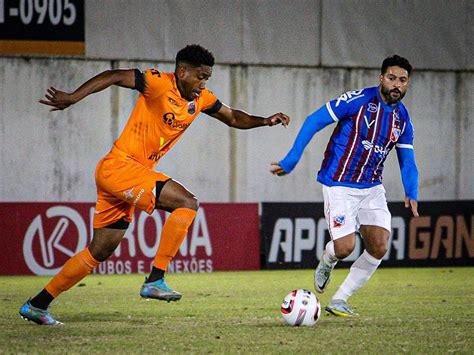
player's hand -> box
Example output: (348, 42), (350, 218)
(267, 112), (290, 128)
(39, 87), (77, 111)
(270, 162), (287, 176)
(405, 196), (419, 217)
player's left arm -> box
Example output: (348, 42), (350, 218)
(209, 103), (290, 129)
(396, 118), (419, 217)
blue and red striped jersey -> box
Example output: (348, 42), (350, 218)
(318, 86), (414, 188)
(279, 86), (415, 191)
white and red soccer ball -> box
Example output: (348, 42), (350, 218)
(280, 289), (321, 326)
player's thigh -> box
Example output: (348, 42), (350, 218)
(155, 179), (198, 212)
(94, 187), (134, 229)
(358, 185), (391, 233)
(359, 225), (390, 258)
(323, 185), (361, 241)
(358, 185), (391, 258)
(94, 157), (170, 226)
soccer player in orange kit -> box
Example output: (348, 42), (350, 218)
(19, 44), (290, 325)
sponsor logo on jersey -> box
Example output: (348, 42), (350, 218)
(148, 153), (158, 161)
(367, 103), (378, 113)
(148, 138), (173, 161)
(187, 101), (196, 114)
(122, 187), (145, 206)
(335, 90), (364, 107)
(362, 140), (374, 150)
(133, 188), (145, 206)
(163, 112), (191, 130)
(148, 150), (169, 161)
(333, 215), (345, 228)
(362, 140), (389, 157)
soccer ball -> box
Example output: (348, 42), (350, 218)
(280, 289), (321, 326)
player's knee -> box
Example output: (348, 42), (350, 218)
(89, 231), (124, 262)
(369, 243), (388, 259)
(334, 249), (352, 259)
(181, 195), (199, 211)
(89, 245), (115, 262)
(334, 244), (354, 259)
(334, 235), (356, 259)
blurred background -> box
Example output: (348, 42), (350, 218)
(1, 0), (472, 204)
(1, 0), (473, 275)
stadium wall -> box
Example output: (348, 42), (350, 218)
(82, 0), (472, 71)
(1, 58), (473, 203)
(0, 1), (472, 276)
(2, 0), (472, 203)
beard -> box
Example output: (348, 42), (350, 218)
(381, 85), (405, 105)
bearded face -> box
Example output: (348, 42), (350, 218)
(379, 66), (410, 105)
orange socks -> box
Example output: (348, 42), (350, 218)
(153, 208), (197, 270)
(45, 247), (100, 298)
(43, 208), (196, 298)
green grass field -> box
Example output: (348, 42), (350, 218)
(2, 267), (473, 354)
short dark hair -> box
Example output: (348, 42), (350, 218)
(176, 44), (215, 67)
(381, 55), (412, 76)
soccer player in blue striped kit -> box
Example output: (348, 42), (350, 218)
(271, 55), (419, 317)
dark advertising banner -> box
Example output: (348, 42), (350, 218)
(0, 0), (84, 55)
(0, 202), (260, 275)
(261, 201), (474, 269)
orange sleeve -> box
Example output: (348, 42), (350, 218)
(140, 68), (170, 99)
(200, 89), (222, 114)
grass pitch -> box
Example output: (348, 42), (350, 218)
(2, 267), (473, 354)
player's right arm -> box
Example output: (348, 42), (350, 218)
(39, 69), (137, 111)
(271, 89), (366, 176)
(270, 105), (335, 176)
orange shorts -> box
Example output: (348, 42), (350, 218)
(93, 147), (170, 229)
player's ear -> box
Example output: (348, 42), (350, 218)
(176, 63), (188, 80)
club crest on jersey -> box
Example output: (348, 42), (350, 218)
(123, 188), (134, 201)
(333, 215), (346, 228)
(390, 127), (401, 142)
(187, 101), (196, 114)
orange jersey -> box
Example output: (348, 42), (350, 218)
(114, 68), (220, 168)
